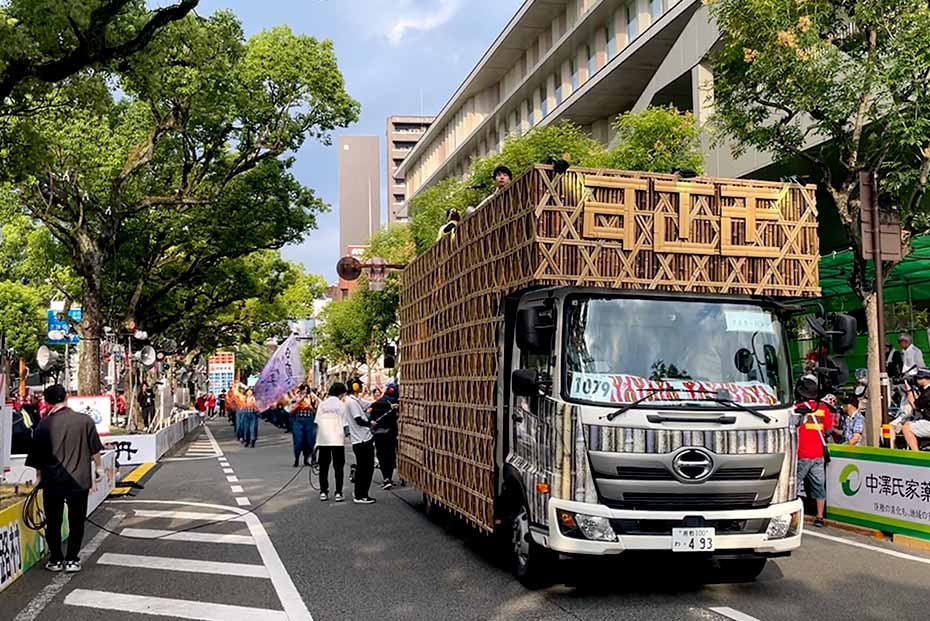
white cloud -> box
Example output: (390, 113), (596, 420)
(387, 0), (461, 45)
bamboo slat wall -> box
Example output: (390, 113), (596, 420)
(398, 165), (820, 532)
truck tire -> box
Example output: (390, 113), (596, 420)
(510, 503), (555, 588)
(713, 558), (767, 582)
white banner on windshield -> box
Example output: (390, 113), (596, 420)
(567, 373), (778, 405)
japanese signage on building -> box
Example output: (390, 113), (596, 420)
(826, 445), (930, 540)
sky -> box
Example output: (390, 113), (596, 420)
(197, 0), (525, 282)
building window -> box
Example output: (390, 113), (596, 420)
(626, 2), (638, 40)
(526, 99), (535, 127)
(586, 44), (596, 77)
(570, 57), (579, 91)
(606, 24), (617, 58)
(540, 84), (548, 117)
(650, 0), (662, 22)
(554, 73), (563, 106)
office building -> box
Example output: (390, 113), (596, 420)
(386, 115), (433, 224)
(396, 0), (776, 203)
(338, 136), (381, 254)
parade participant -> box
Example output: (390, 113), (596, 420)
(369, 382), (399, 489)
(316, 383), (349, 502)
(240, 387), (259, 448)
(465, 165), (514, 218)
(794, 375), (832, 527)
(207, 393), (217, 419)
(345, 378), (376, 504)
(139, 382), (156, 429)
(903, 368), (930, 450)
(290, 385), (318, 467)
(25, 384), (104, 573)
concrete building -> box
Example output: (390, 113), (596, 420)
(387, 116), (433, 224)
(396, 0), (775, 203)
(338, 136), (381, 254)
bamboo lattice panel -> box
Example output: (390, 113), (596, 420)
(398, 165), (819, 532)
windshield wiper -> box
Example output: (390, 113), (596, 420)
(703, 396), (772, 424)
(604, 389), (667, 421)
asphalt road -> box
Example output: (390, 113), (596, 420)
(5, 418), (930, 621)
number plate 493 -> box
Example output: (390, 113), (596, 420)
(672, 527), (715, 552)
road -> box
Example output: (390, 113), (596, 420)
(5, 418), (930, 621)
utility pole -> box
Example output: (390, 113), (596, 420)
(861, 170), (887, 445)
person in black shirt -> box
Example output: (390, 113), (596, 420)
(904, 368), (930, 450)
(369, 383), (400, 490)
(25, 384), (104, 573)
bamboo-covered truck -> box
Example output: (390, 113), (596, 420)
(398, 165), (835, 585)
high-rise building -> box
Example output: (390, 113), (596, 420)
(395, 0), (792, 204)
(338, 136), (381, 254)
(386, 115), (433, 224)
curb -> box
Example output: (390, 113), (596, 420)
(806, 515), (930, 553)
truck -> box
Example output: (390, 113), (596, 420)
(397, 165), (839, 586)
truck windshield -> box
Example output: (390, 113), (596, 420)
(563, 296), (792, 408)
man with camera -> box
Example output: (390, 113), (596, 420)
(903, 368), (930, 450)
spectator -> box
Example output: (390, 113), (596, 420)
(25, 384), (104, 573)
(345, 378), (376, 505)
(897, 333), (925, 377)
(316, 383), (349, 502)
(139, 383), (156, 429)
(839, 395), (865, 446)
(794, 375), (832, 527)
(903, 368), (930, 450)
(886, 343), (904, 379)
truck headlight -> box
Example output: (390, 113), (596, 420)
(765, 510), (801, 540)
(557, 510), (617, 542)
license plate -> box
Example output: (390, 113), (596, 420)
(672, 527), (715, 552)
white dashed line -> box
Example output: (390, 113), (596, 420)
(236, 497), (251, 506)
(223, 468), (234, 474)
(230, 485), (244, 493)
(226, 475), (239, 482)
(709, 607), (762, 621)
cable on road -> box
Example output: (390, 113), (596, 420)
(80, 463), (310, 541)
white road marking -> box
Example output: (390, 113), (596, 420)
(111, 499), (313, 620)
(236, 497), (251, 506)
(97, 552), (269, 578)
(64, 590), (287, 621)
(227, 475), (239, 482)
(230, 485), (244, 493)
(709, 607), (762, 621)
(223, 468), (235, 474)
(132, 509), (246, 522)
(204, 425), (224, 456)
(119, 528), (254, 545)
(13, 512), (125, 621)
(804, 530), (930, 565)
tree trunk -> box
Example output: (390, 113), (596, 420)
(864, 293), (884, 446)
(77, 289), (105, 395)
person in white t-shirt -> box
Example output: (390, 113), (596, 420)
(345, 378), (376, 505)
(315, 383), (349, 502)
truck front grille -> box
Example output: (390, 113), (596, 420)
(614, 466), (766, 482)
(614, 492), (759, 510)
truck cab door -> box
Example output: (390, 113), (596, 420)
(509, 302), (555, 458)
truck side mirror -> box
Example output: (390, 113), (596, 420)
(516, 306), (554, 354)
(512, 368), (540, 398)
(831, 314), (857, 354)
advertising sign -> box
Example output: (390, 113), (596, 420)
(208, 351), (235, 394)
(826, 445), (930, 541)
(46, 306), (81, 345)
(67, 395), (111, 435)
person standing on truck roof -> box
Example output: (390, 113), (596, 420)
(346, 378), (377, 505)
(794, 375), (832, 528)
(315, 383), (349, 502)
(465, 165), (514, 218)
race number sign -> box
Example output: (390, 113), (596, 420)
(68, 395), (111, 435)
(826, 445), (930, 540)
(567, 373), (778, 406)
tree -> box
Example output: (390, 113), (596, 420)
(606, 106), (704, 173)
(313, 295), (374, 372)
(11, 13), (359, 393)
(278, 272), (329, 321)
(0, 280), (43, 362)
(0, 0), (199, 106)
(709, 0), (930, 442)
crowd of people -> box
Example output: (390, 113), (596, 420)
(215, 378), (400, 505)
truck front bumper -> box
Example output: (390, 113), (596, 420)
(541, 497), (803, 556)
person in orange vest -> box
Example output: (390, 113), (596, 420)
(794, 375), (833, 527)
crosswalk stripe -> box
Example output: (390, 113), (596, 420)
(97, 553), (268, 578)
(236, 497), (251, 506)
(132, 509), (246, 522)
(119, 528), (254, 545)
(227, 475), (239, 482)
(223, 468), (235, 474)
(230, 485), (244, 493)
(64, 589), (287, 621)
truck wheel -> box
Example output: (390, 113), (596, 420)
(713, 558), (767, 582)
(510, 504), (555, 588)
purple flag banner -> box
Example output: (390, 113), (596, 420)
(254, 335), (305, 411)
